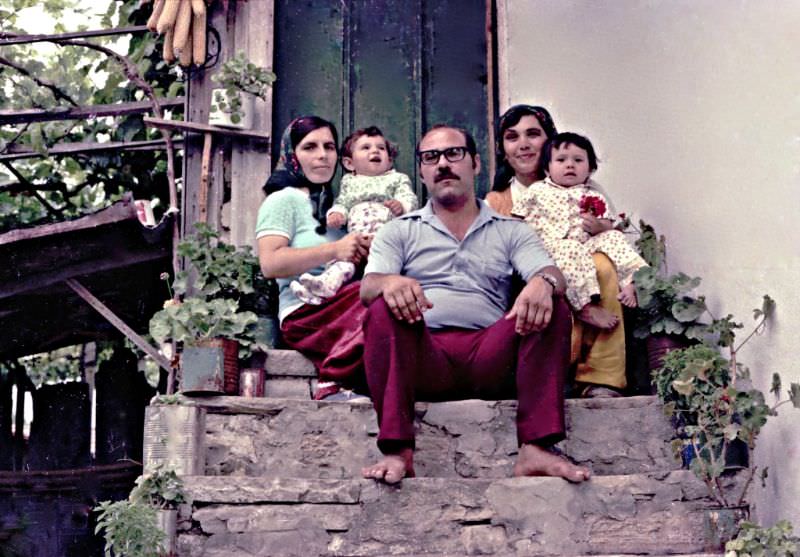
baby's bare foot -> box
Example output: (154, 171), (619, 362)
(362, 449), (415, 484)
(618, 284), (638, 308)
(513, 444), (590, 483)
(577, 303), (619, 330)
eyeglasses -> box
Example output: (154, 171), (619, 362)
(417, 146), (469, 165)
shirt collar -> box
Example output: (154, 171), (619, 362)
(400, 199), (511, 238)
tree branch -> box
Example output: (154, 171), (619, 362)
(0, 55), (80, 107)
(1, 161), (65, 217)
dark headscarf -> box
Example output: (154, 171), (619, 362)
(491, 105), (558, 192)
(263, 116), (338, 234)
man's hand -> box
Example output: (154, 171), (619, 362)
(505, 276), (554, 334)
(334, 232), (371, 263)
(580, 212), (613, 236)
(327, 211), (346, 229)
(383, 199), (405, 216)
(380, 275), (433, 323)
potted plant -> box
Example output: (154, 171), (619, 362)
(652, 296), (800, 549)
(725, 520), (799, 557)
(209, 50), (275, 129)
(626, 219), (709, 370)
(95, 467), (186, 557)
(149, 224), (267, 394)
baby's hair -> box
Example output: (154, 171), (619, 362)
(341, 126), (399, 160)
(541, 132), (599, 173)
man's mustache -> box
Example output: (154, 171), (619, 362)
(434, 169), (460, 182)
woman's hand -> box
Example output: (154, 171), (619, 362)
(580, 213), (613, 236)
(327, 211), (346, 229)
(334, 232), (371, 263)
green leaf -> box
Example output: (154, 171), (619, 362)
(672, 378), (695, 396)
(672, 298), (706, 322)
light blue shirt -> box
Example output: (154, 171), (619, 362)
(255, 187), (343, 321)
(364, 199), (554, 329)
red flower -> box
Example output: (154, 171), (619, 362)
(579, 195), (607, 217)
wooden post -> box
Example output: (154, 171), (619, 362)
(229, 0), (274, 249)
(198, 132), (213, 223)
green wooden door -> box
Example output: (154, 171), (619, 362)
(272, 0), (491, 198)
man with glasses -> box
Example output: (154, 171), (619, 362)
(359, 124), (589, 484)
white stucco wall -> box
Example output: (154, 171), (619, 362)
(498, 0), (800, 526)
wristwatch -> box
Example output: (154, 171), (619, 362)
(534, 271), (559, 291)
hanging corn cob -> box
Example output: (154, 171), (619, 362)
(147, 0), (210, 68)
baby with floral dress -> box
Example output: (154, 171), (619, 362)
(512, 132), (646, 329)
(291, 126), (417, 303)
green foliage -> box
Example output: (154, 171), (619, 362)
(173, 223), (258, 300)
(653, 297), (800, 507)
(633, 219), (667, 270)
(148, 224), (267, 358)
(725, 520), (799, 557)
(211, 51), (275, 124)
(149, 297), (258, 347)
(94, 499), (165, 557)
(0, 343), (116, 387)
(130, 467), (186, 510)
(94, 467), (184, 556)
(633, 266), (708, 340)
(0, 0), (182, 233)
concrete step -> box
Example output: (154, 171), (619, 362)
(171, 394), (680, 479)
(175, 471), (735, 556)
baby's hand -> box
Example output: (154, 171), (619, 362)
(384, 199), (405, 216)
(327, 212), (346, 229)
(580, 213), (613, 236)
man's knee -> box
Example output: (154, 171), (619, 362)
(365, 297), (393, 328)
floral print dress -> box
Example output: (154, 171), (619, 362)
(512, 178), (646, 310)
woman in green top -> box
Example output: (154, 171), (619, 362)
(256, 116), (372, 400)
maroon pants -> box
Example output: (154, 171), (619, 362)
(363, 297), (572, 453)
(281, 281), (367, 398)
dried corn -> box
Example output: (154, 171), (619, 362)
(156, 0), (181, 34)
(191, 0), (207, 65)
(146, 0), (165, 32)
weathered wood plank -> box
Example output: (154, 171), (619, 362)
(0, 198), (136, 246)
(183, 1), (233, 239)
(0, 138), (182, 162)
(0, 98), (184, 125)
(229, 0), (274, 249)
(0, 26), (149, 46)
(143, 116), (269, 141)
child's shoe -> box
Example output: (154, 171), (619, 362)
(290, 280), (323, 305)
(300, 261), (355, 298)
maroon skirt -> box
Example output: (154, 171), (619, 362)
(280, 281), (367, 399)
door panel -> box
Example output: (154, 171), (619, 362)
(273, 0), (489, 198)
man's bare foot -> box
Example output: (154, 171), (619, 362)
(618, 283), (638, 308)
(576, 303), (619, 330)
(513, 443), (590, 483)
(362, 448), (415, 484)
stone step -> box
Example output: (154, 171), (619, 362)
(173, 394), (680, 478)
(176, 471), (735, 556)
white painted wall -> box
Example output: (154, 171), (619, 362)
(498, 0), (800, 526)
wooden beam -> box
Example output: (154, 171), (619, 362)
(0, 98), (185, 125)
(65, 279), (172, 373)
(0, 26), (149, 46)
(143, 116), (270, 142)
(0, 138), (183, 162)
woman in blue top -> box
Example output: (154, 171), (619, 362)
(256, 116), (372, 400)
